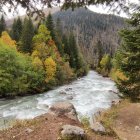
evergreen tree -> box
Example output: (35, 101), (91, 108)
(115, 12), (140, 100)
(63, 32), (88, 76)
(20, 18), (34, 53)
(63, 34), (70, 56)
(11, 17), (23, 41)
(68, 32), (80, 69)
(55, 18), (64, 56)
(0, 15), (6, 36)
(96, 40), (103, 66)
(46, 13), (56, 41)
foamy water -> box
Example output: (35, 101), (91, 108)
(0, 71), (119, 129)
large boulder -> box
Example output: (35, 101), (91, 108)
(48, 102), (78, 121)
(61, 125), (85, 140)
(90, 122), (106, 134)
(90, 110), (106, 134)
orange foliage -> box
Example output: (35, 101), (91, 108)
(115, 70), (128, 81)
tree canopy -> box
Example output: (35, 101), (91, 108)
(0, 0), (138, 17)
(114, 12), (140, 100)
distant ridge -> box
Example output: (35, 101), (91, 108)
(6, 7), (60, 28)
(53, 8), (126, 67)
(6, 7), (126, 67)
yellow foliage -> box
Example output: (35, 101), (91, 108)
(32, 50), (40, 58)
(34, 43), (50, 60)
(100, 54), (110, 69)
(33, 25), (59, 62)
(115, 69), (128, 81)
(110, 68), (128, 82)
(44, 57), (56, 83)
(32, 57), (43, 68)
(62, 62), (74, 79)
(1, 31), (16, 48)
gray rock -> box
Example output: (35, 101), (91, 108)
(61, 125), (85, 139)
(25, 128), (34, 133)
(67, 96), (73, 100)
(111, 99), (121, 106)
(59, 91), (67, 95)
(48, 102), (78, 121)
(38, 103), (49, 109)
(108, 90), (118, 94)
(91, 122), (106, 133)
(65, 88), (72, 91)
(92, 109), (106, 122)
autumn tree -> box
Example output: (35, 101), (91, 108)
(44, 57), (56, 82)
(0, 33), (45, 97)
(32, 24), (57, 60)
(32, 24), (58, 83)
(98, 54), (112, 76)
(1, 31), (16, 48)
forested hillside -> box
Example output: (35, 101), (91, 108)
(0, 14), (88, 97)
(53, 8), (126, 67)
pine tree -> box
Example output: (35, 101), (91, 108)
(55, 18), (64, 56)
(0, 15), (6, 36)
(115, 12), (140, 100)
(96, 40), (103, 66)
(20, 18), (34, 53)
(68, 32), (80, 69)
(46, 13), (56, 41)
(63, 34), (70, 55)
(11, 17), (23, 41)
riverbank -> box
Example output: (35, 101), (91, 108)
(0, 99), (140, 140)
(0, 112), (114, 140)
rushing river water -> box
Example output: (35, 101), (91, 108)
(0, 71), (119, 129)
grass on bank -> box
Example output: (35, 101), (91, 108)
(99, 99), (130, 136)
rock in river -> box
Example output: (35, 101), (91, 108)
(66, 95), (73, 100)
(48, 102), (78, 121)
(59, 91), (67, 95)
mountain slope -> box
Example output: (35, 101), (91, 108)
(53, 8), (126, 67)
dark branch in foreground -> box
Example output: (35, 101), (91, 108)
(0, 0), (139, 18)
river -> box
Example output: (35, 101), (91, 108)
(0, 71), (119, 129)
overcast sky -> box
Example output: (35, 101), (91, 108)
(3, 0), (140, 19)
(88, 0), (139, 18)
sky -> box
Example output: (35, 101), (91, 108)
(88, 0), (139, 18)
(2, 0), (140, 19)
